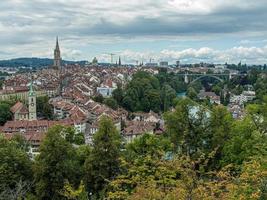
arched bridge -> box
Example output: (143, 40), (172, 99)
(177, 73), (242, 84)
(189, 75), (224, 84)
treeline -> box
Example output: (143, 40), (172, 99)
(107, 69), (187, 113)
(1, 97), (267, 199)
(108, 68), (267, 112)
(0, 58), (87, 68)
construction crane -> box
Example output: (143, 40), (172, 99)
(104, 53), (116, 64)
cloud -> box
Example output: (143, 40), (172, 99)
(110, 46), (267, 64)
(1, 0), (267, 39)
(0, 0), (267, 63)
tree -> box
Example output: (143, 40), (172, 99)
(108, 155), (233, 200)
(246, 96), (267, 134)
(207, 106), (233, 169)
(122, 71), (161, 112)
(186, 87), (197, 100)
(0, 135), (33, 196)
(190, 81), (203, 93)
(227, 157), (267, 199)
(103, 97), (118, 110)
(164, 98), (210, 158)
(34, 125), (81, 200)
(124, 134), (172, 161)
(0, 179), (35, 200)
(61, 181), (88, 200)
(254, 77), (267, 102)
(147, 89), (161, 113)
(161, 84), (176, 112)
(0, 102), (12, 125)
(221, 117), (266, 169)
(211, 84), (222, 95)
(84, 116), (122, 198)
(112, 84), (124, 106)
(122, 96), (134, 111)
(63, 126), (85, 145)
(36, 96), (53, 119)
(93, 94), (104, 103)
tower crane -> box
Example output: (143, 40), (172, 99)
(104, 53), (116, 64)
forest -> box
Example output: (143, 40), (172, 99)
(1, 96), (267, 199)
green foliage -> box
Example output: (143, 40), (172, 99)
(211, 84), (222, 95)
(120, 71), (178, 113)
(221, 117), (267, 168)
(34, 125), (82, 200)
(122, 71), (160, 112)
(61, 181), (88, 200)
(0, 135), (33, 194)
(229, 157), (267, 199)
(209, 106), (233, 148)
(0, 102), (12, 125)
(63, 126), (85, 145)
(189, 81), (202, 93)
(186, 87), (197, 100)
(164, 98), (210, 158)
(84, 116), (122, 198)
(36, 96), (53, 119)
(207, 106), (234, 169)
(156, 71), (186, 93)
(124, 134), (172, 161)
(107, 155), (233, 200)
(93, 93), (104, 103)
(255, 76), (267, 101)
(161, 84), (176, 111)
(11, 133), (30, 152)
(103, 97), (118, 110)
(112, 84), (124, 106)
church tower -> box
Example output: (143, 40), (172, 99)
(53, 36), (61, 70)
(28, 79), (37, 121)
(118, 56), (121, 66)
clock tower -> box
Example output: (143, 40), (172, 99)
(28, 79), (37, 121)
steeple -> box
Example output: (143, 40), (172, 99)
(53, 36), (61, 70)
(55, 36), (60, 51)
(118, 56), (121, 66)
(28, 78), (35, 96)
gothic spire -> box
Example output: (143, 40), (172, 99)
(54, 36), (61, 69)
(118, 56), (121, 66)
(55, 36), (60, 51)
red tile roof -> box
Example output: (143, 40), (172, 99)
(10, 101), (24, 113)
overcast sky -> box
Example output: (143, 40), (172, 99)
(1, 0), (267, 64)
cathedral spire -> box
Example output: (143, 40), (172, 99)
(54, 36), (61, 69)
(118, 56), (121, 66)
(56, 36), (60, 50)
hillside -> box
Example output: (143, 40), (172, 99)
(0, 57), (88, 68)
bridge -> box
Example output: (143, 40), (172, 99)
(176, 73), (242, 84)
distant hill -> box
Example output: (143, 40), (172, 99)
(0, 58), (88, 68)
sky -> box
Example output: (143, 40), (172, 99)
(1, 0), (267, 64)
